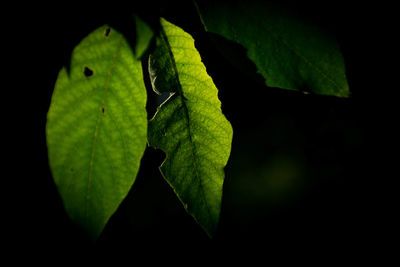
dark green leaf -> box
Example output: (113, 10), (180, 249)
(148, 19), (233, 237)
(46, 26), (147, 239)
(196, 1), (350, 97)
(134, 15), (154, 59)
(148, 23), (180, 95)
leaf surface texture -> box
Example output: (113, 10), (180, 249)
(196, 1), (350, 97)
(148, 19), (233, 237)
(46, 26), (147, 239)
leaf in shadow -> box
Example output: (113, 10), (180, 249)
(196, 0), (350, 97)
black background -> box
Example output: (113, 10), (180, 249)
(7, 0), (395, 262)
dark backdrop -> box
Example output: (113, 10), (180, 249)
(9, 0), (393, 262)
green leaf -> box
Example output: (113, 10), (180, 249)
(195, 1), (350, 97)
(46, 25), (147, 239)
(134, 15), (154, 59)
(148, 19), (233, 237)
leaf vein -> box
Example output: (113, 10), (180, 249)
(86, 34), (124, 218)
(160, 26), (213, 220)
(259, 24), (342, 90)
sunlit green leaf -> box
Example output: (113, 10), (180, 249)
(148, 19), (233, 237)
(46, 25), (147, 239)
(196, 1), (350, 97)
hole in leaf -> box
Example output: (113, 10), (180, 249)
(101, 107), (105, 114)
(105, 28), (111, 37)
(84, 66), (93, 77)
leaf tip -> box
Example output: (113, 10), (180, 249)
(134, 15), (154, 59)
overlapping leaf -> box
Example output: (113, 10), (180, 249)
(46, 25), (148, 239)
(148, 19), (233, 237)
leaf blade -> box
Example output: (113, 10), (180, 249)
(46, 26), (147, 239)
(196, 1), (350, 97)
(148, 19), (233, 237)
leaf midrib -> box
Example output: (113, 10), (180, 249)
(159, 25), (213, 221)
(86, 34), (124, 218)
